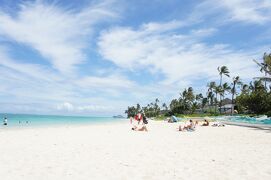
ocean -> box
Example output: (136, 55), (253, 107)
(0, 114), (126, 128)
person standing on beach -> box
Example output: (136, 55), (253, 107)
(135, 113), (143, 125)
(3, 117), (8, 126)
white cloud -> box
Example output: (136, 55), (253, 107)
(76, 74), (135, 89)
(57, 102), (74, 111)
(0, 0), (118, 73)
(0, 0), (269, 115)
(197, 0), (271, 24)
(0, 46), (135, 115)
(98, 22), (263, 87)
(56, 102), (113, 113)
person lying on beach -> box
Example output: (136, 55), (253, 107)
(212, 122), (225, 127)
(179, 120), (195, 131)
(202, 119), (209, 126)
(132, 125), (148, 131)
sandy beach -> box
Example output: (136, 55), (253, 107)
(0, 121), (271, 180)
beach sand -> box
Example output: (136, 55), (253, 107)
(0, 121), (270, 180)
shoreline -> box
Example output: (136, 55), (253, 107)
(0, 119), (127, 132)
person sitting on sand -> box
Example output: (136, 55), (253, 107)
(179, 120), (195, 131)
(202, 119), (209, 126)
(132, 125), (148, 131)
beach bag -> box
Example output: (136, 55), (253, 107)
(143, 116), (148, 124)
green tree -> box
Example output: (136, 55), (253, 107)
(125, 106), (137, 118)
(236, 80), (270, 115)
(221, 82), (231, 113)
(218, 66), (230, 86)
(207, 81), (216, 113)
(214, 85), (221, 114)
(241, 84), (249, 94)
(254, 52), (271, 89)
(231, 76), (242, 114)
(162, 103), (168, 111)
(201, 97), (208, 113)
(217, 66), (230, 113)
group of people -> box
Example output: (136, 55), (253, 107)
(129, 113), (215, 132)
(178, 119), (209, 131)
(130, 113), (148, 131)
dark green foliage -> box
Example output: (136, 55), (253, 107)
(236, 80), (271, 115)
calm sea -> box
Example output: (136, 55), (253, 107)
(0, 114), (126, 128)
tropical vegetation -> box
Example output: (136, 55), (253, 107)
(125, 52), (271, 118)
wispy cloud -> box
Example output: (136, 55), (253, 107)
(0, 0), (118, 73)
(98, 22), (263, 87)
(56, 102), (112, 112)
(0, 47), (134, 114)
(196, 0), (271, 25)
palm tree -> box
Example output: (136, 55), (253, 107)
(162, 103), (168, 111)
(207, 81), (216, 113)
(201, 97), (208, 113)
(136, 103), (141, 113)
(221, 83), (231, 113)
(254, 52), (271, 89)
(249, 80), (265, 92)
(241, 84), (249, 94)
(231, 76), (242, 115)
(217, 66), (230, 113)
(214, 86), (223, 114)
(206, 91), (214, 113)
(214, 85), (222, 114)
(218, 66), (230, 86)
(154, 98), (160, 116)
(196, 93), (203, 103)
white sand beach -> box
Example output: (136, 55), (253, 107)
(0, 121), (271, 180)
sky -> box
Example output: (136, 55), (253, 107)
(0, 0), (270, 116)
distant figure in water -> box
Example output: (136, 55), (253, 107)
(3, 117), (8, 126)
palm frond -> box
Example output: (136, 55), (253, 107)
(253, 77), (271, 82)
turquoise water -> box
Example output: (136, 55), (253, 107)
(214, 115), (271, 125)
(0, 114), (126, 128)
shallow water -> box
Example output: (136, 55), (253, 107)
(0, 114), (126, 128)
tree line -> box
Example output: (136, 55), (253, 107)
(125, 52), (271, 118)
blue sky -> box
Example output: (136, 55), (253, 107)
(0, 0), (270, 115)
